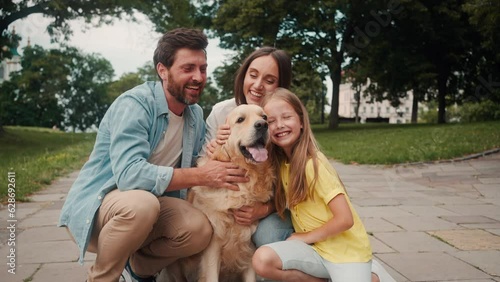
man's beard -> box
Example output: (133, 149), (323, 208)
(167, 73), (203, 105)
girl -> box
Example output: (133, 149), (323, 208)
(252, 88), (374, 282)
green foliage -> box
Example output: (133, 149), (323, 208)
(0, 44), (114, 131)
(458, 100), (500, 122)
(198, 77), (223, 119)
(1, 1), (139, 42)
(107, 72), (144, 102)
(463, 0), (500, 59)
(205, 0), (355, 128)
(0, 126), (95, 201)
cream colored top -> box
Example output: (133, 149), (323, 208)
(148, 110), (184, 167)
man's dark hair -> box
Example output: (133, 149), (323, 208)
(153, 28), (208, 71)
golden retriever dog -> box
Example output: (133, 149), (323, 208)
(160, 104), (274, 282)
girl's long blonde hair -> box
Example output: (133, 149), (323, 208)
(262, 88), (320, 218)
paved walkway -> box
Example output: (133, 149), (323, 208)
(1, 153), (499, 282)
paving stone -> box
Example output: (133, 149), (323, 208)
(1, 262), (40, 282)
(440, 215), (498, 224)
(428, 230), (500, 251)
(454, 250), (500, 277)
(400, 206), (460, 217)
(17, 225), (71, 243)
(474, 184), (500, 198)
(487, 229), (500, 236)
(18, 210), (60, 228)
(370, 236), (396, 254)
(441, 204), (500, 219)
(31, 262), (89, 282)
(461, 222), (500, 229)
(362, 217), (403, 233)
(479, 177), (500, 184)
(356, 206), (414, 218)
(13, 206), (43, 221)
(28, 193), (67, 202)
(377, 252), (491, 281)
(384, 216), (461, 231)
(352, 197), (401, 207)
(17, 240), (80, 264)
(0, 154), (497, 282)
(370, 191), (427, 199)
(372, 255), (407, 282)
(397, 197), (440, 206)
(426, 195), (486, 205)
(374, 231), (457, 253)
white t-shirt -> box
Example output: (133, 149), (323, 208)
(148, 110), (184, 167)
(201, 98), (238, 156)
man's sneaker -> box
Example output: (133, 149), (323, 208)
(119, 260), (156, 282)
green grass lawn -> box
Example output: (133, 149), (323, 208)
(1, 121), (499, 202)
(0, 126), (96, 202)
(314, 120), (500, 164)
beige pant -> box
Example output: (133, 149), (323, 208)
(86, 189), (212, 282)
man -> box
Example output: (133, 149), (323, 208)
(58, 28), (248, 282)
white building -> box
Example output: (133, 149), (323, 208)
(0, 27), (23, 83)
(338, 82), (423, 124)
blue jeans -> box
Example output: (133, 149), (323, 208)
(252, 210), (294, 248)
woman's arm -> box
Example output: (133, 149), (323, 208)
(232, 200), (275, 225)
(287, 193), (353, 244)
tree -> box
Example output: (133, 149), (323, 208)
(462, 0), (500, 104)
(0, 44), (113, 131)
(344, 0), (483, 124)
(107, 73), (144, 102)
(205, 0), (329, 123)
(1, 0), (199, 132)
(206, 0), (401, 128)
(63, 48), (114, 131)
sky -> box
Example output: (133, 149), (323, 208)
(10, 13), (333, 109)
(11, 13), (234, 80)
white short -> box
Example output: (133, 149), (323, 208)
(265, 240), (372, 282)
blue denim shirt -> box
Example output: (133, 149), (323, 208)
(58, 81), (206, 263)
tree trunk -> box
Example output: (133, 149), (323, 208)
(411, 90), (419, 123)
(328, 63), (342, 129)
(321, 88), (325, 124)
(0, 4), (45, 34)
(354, 85), (361, 123)
(437, 73), (447, 124)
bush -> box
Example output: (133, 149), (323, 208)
(458, 100), (500, 122)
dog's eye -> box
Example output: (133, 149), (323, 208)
(262, 115), (267, 121)
(237, 117), (244, 123)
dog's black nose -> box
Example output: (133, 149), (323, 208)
(254, 120), (268, 131)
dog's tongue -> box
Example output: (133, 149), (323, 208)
(248, 146), (268, 162)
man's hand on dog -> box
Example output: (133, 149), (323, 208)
(202, 159), (248, 191)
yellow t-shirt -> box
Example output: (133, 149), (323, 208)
(281, 152), (372, 263)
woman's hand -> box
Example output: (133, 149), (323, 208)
(215, 124), (231, 145)
(231, 201), (271, 225)
(206, 124), (231, 157)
